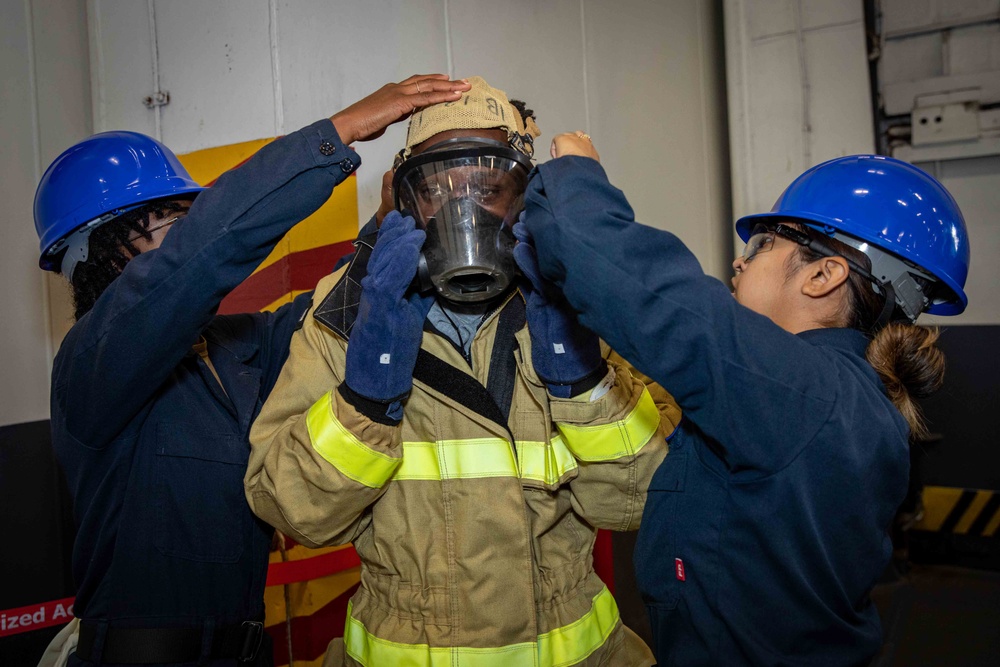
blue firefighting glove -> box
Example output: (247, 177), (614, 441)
(512, 221), (606, 398)
(344, 211), (434, 408)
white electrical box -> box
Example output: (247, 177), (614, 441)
(912, 102), (982, 146)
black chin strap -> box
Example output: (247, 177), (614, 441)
(872, 282), (900, 332)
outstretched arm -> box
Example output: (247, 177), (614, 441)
(55, 75), (470, 449)
(522, 153), (835, 475)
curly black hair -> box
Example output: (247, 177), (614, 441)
(508, 99), (536, 126)
(66, 199), (191, 320)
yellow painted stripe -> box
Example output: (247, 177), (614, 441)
(518, 436), (579, 485)
(178, 137), (360, 276)
(557, 387), (660, 462)
(915, 486), (967, 531)
(344, 587), (619, 667)
(984, 505), (1000, 537)
(268, 543), (353, 565)
(306, 392), (401, 488)
(178, 137), (275, 185)
(279, 184), (360, 250)
(264, 567), (360, 622)
(954, 490), (994, 535)
(395, 439), (517, 480)
(255, 185), (360, 271)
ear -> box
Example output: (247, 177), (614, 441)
(801, 256), (850, 299)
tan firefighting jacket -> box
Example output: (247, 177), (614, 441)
(246, 247), (680, 666)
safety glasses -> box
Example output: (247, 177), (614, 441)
(742, 223), (826, 263)
(742, 223), (778, 262)
(743, 222), (877, 284)
(128, 211), (189, 243)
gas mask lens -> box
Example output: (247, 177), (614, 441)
(393, 139), (532, 303)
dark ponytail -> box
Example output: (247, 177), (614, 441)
(788, 225), (946, 439)
(865, 323), (944, 441)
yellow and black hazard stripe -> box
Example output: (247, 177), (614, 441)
(914, 486), (1000, 537)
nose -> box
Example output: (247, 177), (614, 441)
(732, 255), (746, 274)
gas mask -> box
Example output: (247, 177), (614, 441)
(393, 138), (532, 303)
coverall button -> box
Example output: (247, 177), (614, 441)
(340, 159), (356, 174)
(319, 141), (337, 156)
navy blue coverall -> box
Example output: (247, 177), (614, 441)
(522, 157), (909, 667)
(50, 119), (360, 666)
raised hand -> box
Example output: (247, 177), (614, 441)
(550, 131), (600, 161)
(332, 74), (471, 145)
(344, 211), (434, 404)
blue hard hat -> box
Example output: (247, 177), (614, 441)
(736, 155), (970, 316)
(34, 131), (205, 272)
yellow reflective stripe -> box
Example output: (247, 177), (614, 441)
(305, 391), (400, 489)
(394, 439), (518, 481)
(393, 437), (578, 484)
(344, 587), (620, 667)
(539, 587), (620, 667)
(345, 601), (534, 667)
(518, 436), (579, 485)
(556, 387), (660, 462)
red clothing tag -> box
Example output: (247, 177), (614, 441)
(675, 558), (686, 581)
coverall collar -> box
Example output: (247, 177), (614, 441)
(796, 327), (870, 358)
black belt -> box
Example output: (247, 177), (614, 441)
(75, 620), (264, 664)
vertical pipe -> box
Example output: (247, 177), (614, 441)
(87, 0), (107, 133)
(443, 0), (454, 78)
(696, 0), (730, 279)
(794, 0), (812, 167)
(863, 0), (887, 155)
(147, 0), (161, 141)
(723, 0), (755, 225)
(941, 29), (951, 77)
(580, 0), (591, 135)
(269, 0), (284, 137)
(26, 0), (56, 373)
